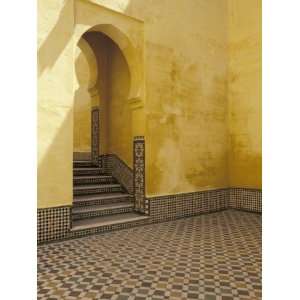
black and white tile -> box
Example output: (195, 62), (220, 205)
(38, 210), (262, 300)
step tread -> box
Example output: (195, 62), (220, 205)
(72, 202), (133, 214)
(73, 183), (121, 190)
(73, 167), (100, 171)
(73, 192), (132, 202)
(74, 175), (113, 180)
(71, 213), (149, 231)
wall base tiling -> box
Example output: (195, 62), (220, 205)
(37, 188), (262, 244)
(148, 189), (228, 223)
(99, 154), (133, 194)
(229, 187), (262, 213)
(37, 206), (71, 244)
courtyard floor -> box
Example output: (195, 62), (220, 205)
(37, 210), (261, 300)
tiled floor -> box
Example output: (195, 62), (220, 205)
(37, 210), (261, 300)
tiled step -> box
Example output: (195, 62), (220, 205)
(73, 167), (103, 176)
(73, 193), (133, 207)
(73, 183), (122, 196)
(73, 160), (95, 168)
(72, 202), (134, 220)
(73, 175), (116, 185)
(71, 213), (149, 233)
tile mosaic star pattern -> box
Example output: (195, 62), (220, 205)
(38, 210), (261, 300)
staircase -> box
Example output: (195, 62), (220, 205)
(71, 160), (149, 235)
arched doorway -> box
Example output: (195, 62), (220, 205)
(72, 27), (147, 231)
(73, 30), (131, 166)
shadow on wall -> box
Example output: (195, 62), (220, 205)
(38, 39), (95, 207)
(38, 106), (73, 208)
(38, 0), (135, 78)
(38, 2), (133, 207)
(38, 0), (74, 77)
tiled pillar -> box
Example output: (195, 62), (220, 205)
(91, 107), (99, 166)
(133, 136), (148, 214)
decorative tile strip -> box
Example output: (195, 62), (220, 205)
(133, 136), (147, 214)
(38, 188), (261, 244)
(37, 206), (71, 244)
(109, 155), (133, 194)
(148, 189), (229, 223)
(91, 107), (99, 166)
(73, 152), (91, 161)
(98, 154), (133, 194)
(229, 188), (262, 213)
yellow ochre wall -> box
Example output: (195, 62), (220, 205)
(37, 0), (261, 208)
(38, 0), (74, 208)
(73, 38), (94, 153)
(126, 0), (229, 196)
(79, 32), (132, 164)
(228, 0), (262, 188)
(108, 42), (132, 167)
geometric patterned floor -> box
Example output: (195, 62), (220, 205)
(37, 210), (261, 300)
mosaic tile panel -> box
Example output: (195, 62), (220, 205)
(229, 188), (262, 213)
(149, 189), (229, 223)
(108, 155), (133, 194)
(91, 107), (99, 166)
(99, 154), (133, 194)
(37, 188), (262, 244)
(134, 136), (147, 214)
(37, 206), (71, 244)
(38, 210), (262, 300)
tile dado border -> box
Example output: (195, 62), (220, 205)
(148, 188), (261, 223)
(148, 189), (228, 223)
(99, 154), (133, 194)
(37, 206), (71, 244)
(229, 187), (262, 213)
(37, 188), (261, 244)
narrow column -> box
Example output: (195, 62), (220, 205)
(91, 106), (99, 166)
(133, 136), (148, 214)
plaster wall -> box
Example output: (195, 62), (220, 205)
(37, 0), (261, 209)
(82, 32), (110, 155)
(73, 38), (95, 153)
(108, 42), (132, 166)
(37, 0), (74, 208)
(124, 0), (229, 196)
(228, 0), (262, 188)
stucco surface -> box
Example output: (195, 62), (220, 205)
(228, 0), (262, 188)
(37, 0), (261, 208)
(38, 0), (74, 208)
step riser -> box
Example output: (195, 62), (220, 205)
(74, 186), (122, 196)
(73, 170), (103, 176)
(74, 177), (116, 185)
(70, 218), (150, 238)
(73, 162), (95, 168)
(72, 206), (134, 221)
(73, 196), (133, 207)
